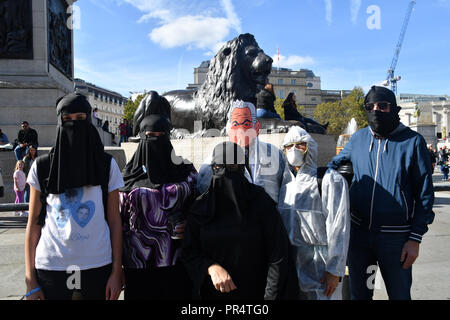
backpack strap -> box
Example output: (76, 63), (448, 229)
(36, 154), (51, 226)
(101, 152), (112, 221)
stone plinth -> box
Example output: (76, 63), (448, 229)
(0, 0), (77, 147)
(409, 123), (437, 147)
(122, 133), (337, 171)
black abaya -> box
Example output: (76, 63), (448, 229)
(182, 183), (298, 300)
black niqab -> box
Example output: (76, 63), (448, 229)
(189, 142), (249, 225)
(365, 86), (401, 137)
(121, 133), (193, 191)
(45, 93), (108, 194)
(121, 93), (192, 192)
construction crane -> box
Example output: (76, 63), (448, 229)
(382, 0), (416, 94)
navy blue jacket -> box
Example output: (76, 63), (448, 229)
(328, 124), (434, 243)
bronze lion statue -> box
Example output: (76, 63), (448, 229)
(164, 33), (274, 133)
(134, 33), (324, 137)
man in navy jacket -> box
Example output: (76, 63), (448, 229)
(328, 86), (434, 300)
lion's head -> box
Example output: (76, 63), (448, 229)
(195, 33), (273, 129)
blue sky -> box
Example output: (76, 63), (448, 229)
(74, 0), (450, 98)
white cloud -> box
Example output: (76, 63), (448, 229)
(325, 0), (332, 26)
(122, 0), (242, 51)
(221, 0), (242, 33)
(272, 54), (315, 69)
(150, 15), (232, 49)
(350, 0), (361, 25)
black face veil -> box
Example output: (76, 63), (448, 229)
(121, 92), (192, 191)
(190, 141), (251, 226)
(365, 86), (401, 137)
(45, 93), (108, 194)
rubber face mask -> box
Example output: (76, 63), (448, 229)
(286, 148), (306, 167)
(228, 107), (259, 147)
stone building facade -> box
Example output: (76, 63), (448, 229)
(398, 93), (450, 147)
(74, 78), (127, 137)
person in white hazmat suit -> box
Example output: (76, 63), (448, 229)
(278, 126), (350, 300)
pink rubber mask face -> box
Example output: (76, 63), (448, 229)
(228, 108), (260, 147)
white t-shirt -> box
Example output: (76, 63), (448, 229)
(27, 158), (124, 271)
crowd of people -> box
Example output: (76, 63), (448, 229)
(18, 85), (435, 301)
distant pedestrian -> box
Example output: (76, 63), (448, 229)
(428, 145), (436, 173)
(126, 122), (133, 139)
(92, 108), (102, 127)
(23, 145), (38, 203)
(102, 120), (110, 133)
(14, 121), (38, 160)
(442, 160), (449, 181)
(13, 160), (27, 216)
(438, 146), (449, 178)
(119, 119), (128, 144)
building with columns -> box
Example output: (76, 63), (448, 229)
(74, 78), (127, 137)
(398, 93), (450, 147)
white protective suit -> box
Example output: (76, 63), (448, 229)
(278, 126), (350, 300)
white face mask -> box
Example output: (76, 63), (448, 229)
(286, 148), (306, 167)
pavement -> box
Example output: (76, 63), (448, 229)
(0, 173), (449, 300)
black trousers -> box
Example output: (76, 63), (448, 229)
(124, 264), (193, 300)
(36, 264), (112, 300)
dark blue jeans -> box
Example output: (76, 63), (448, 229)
(256, 108), (281, 119)
(348, 225), (412, 300)
(14, 145), (28, 160)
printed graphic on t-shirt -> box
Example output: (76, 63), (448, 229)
(73, 201), (95, 228)
(53, 188), (96, 229)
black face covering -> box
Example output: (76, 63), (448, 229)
(45, 94), (107, 194)
(122, 91), (192, 191)
(366, 110), (400, 137)
(190, 142), (250, 226)
(365, 86), (401, 137)
(121, 133), (192, 191)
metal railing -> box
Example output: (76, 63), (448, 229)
(0, 203), (29, 212)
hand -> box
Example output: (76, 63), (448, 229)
(25, 281), (45, 300)
(208, 264), (237, 293)
(105, 269), (124, 300)
(173, 221), (186, 239)
(401, 240), (420, 269)
(320, 272), (340, 298)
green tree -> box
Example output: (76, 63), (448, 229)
(123, 94), (146, 123)
(274, 98), (285, 119)
(314, 87), (368, 138)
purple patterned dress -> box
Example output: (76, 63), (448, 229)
(119, 170), (197, 269)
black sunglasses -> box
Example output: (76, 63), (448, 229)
(364, 101), (391, 111)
